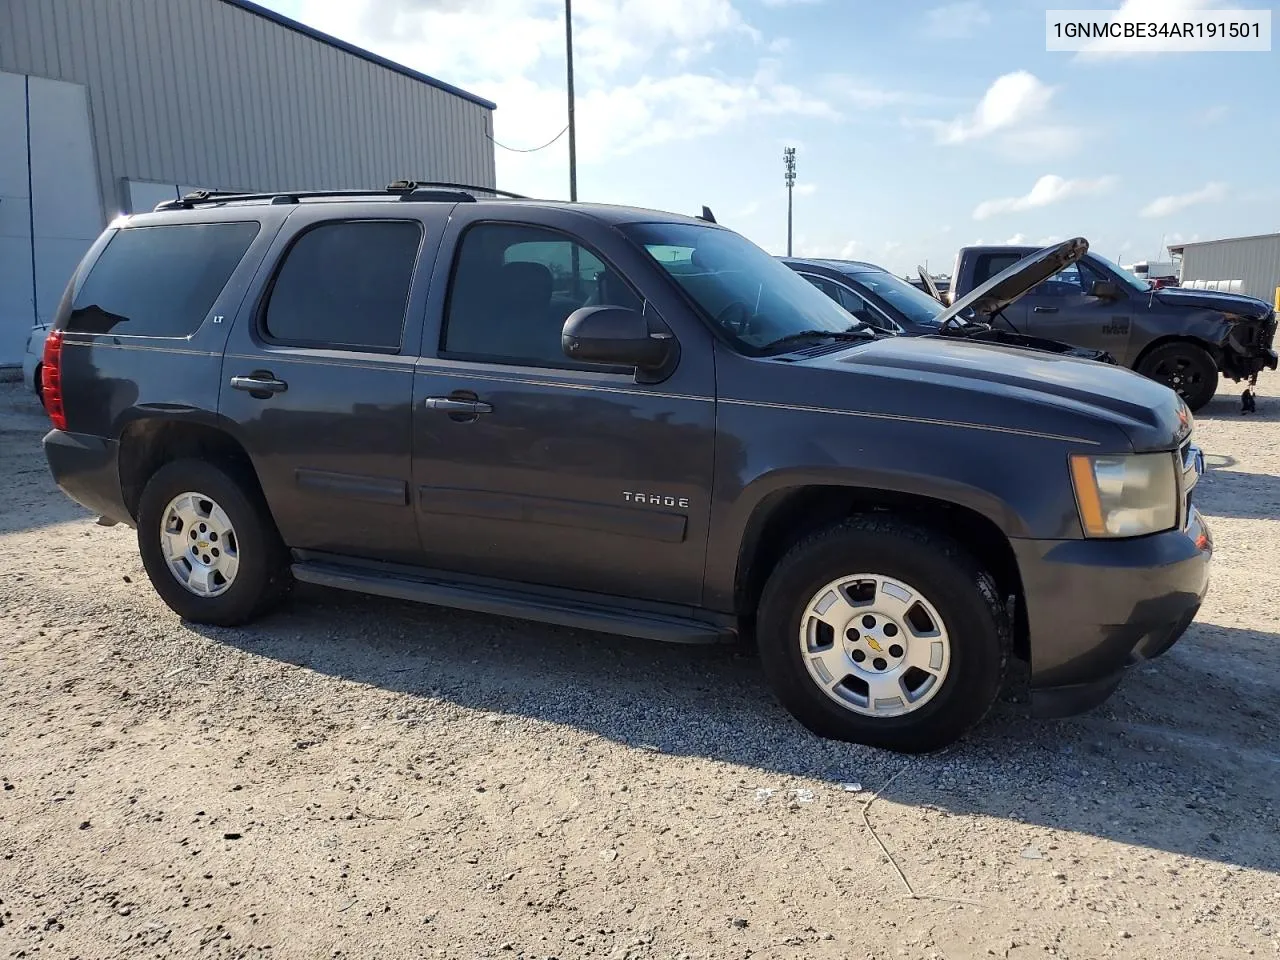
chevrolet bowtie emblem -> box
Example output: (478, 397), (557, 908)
(866, 637), (884, 653)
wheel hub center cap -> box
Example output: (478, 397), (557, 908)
(843, 613), (907, 673)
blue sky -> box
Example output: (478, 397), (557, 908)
(262, 0), (1279, 275)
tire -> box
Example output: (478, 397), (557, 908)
(1136, 342), (1219, 411)
(136, 458), (291, 626)
(755, 516), (1010, 753)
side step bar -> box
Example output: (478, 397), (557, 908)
(291, 561), (736, 646)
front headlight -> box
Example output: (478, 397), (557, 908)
(1069, 452), (1178, 538)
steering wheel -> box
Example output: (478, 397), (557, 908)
(715, 300), (753, 336)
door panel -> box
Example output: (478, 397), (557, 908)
(412, 364), (714, 603)
(411, 213), (717, 605)
(219, 205), (449, 564)
(1018, 262), (1132, 356)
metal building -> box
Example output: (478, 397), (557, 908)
(0, 0), (497, 366)
(1168, 233), (1280, 306)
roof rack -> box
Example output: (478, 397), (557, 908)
(154, 179), (530, 211)
(387, 179), (530, 200)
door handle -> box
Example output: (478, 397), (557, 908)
(1032, 306), (1059, 314)
(230, 373), (289, 395)
(424, 396), (493, 414)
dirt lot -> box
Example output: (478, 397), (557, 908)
(2, 377), (1279, 960)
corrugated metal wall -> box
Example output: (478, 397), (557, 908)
(0, 0), (496, 221)
(1178, 234), (1280, 303)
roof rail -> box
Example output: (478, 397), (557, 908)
(388, 179), (530, 200)
(153, 179), (529, 212)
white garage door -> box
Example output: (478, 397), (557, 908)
(0, 72), (33, 366)
(0, 70), (102, 366)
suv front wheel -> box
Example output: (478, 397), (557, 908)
(136, 458), (291, 626)
(756, 516), (1010, 753)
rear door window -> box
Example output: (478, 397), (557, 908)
(67, 222), (260, 336)
(262, 220), (423, 352)
(973, 254), (1022, 286)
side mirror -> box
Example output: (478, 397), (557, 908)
(562, 306), (673, 370)
(1090, 280), (1121, 299)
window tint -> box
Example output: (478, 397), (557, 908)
(264, 220), (422, 351)
(1036, 263), (1085, 297)
(802, 274), (841, 301)
(68, 222), (259, 336)
(443, 223), (644, 367)
(802, 274), (883, 327)
(973, 254), (1022, 286)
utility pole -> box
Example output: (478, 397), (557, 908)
(783, 146), (796, 257)
(565, 0), (578, 202)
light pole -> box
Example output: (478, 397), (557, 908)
(784, 146), (796, 257)
(565, 0), (578, 202)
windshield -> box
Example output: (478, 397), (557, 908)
(846, 270), (947, 327)
(621, 222), (870, 353)
(1087, 252), (1151, 292)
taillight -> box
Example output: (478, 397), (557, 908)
(42, 329), (67, 431)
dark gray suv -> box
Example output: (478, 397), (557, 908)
(40, 183), (1211, 753)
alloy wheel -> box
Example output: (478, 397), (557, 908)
(798, 573), (952, 717)
(159, 491), (240, 598)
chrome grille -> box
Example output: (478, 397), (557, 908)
(1179, 441), (1203, 528)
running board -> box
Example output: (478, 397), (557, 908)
(291, 561), (735, 645)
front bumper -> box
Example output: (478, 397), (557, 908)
(1013, 507), (1213, 718)
(43, 429), (133, 526)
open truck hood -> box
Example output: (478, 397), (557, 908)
(916, 266), (943, 302)
(937, 237), (1089, 329)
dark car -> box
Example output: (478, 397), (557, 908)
(780, 251), (1116, 363)
(40, 182), (1210, 754)
(948, 245), (1278, 410)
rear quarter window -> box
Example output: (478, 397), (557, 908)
(973, 253), (1022, 286)
(67, 222), (260, 336)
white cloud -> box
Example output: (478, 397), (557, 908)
(924, 1), (991, 40)
(736, 200), (762, 217)
(973, 173), (1118, 220)
(1140, 182), (1227, 218)
(797, 239), (862, 259)
(759, 0), (823, 6)
(1194, 105), (1230, 124)
(288, 0), (835, 197)
(927, 71), (1054, 144)
(1006, 232), (1027, 244)
(996, 124), (1085, 160)
(794, 183), (818, 196)
(1038, 235), (1062, 245)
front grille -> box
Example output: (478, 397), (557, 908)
(1179, 441), (1202, 529)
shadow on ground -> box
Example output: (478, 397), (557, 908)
(198, 586), (1280, 874)
(1195, 390), (1280, 422)
(1194, 452), (1280, 521)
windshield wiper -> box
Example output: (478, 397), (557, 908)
(765, 327), (877, 353)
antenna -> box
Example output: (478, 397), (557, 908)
(783, 146), (797, 257)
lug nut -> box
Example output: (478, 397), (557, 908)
(851, 649), (866, 663)
(883, 623), (898, 638)
(846, 628), (860, 641)
(889, 644), (904, 658)
(873, 657), (887, 671)
(861, 615), (876, 629)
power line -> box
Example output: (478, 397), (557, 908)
(486, 124), (570, 153)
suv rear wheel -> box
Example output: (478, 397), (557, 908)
(756, 516), (1009, 753)
(1137, 342), (1218, 411)
(136, 458), (291, 626)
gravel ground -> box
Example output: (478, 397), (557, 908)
(2, 376), (1279, 960)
